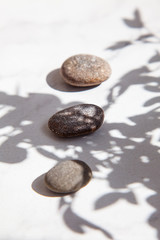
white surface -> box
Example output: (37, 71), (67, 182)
(0, 0), (160, 240)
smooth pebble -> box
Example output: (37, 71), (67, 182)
(60, 54), (111, 87)
(48, 104), (104, 137)
(44, 160), (92, 193)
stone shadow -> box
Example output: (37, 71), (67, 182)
(46, 68), (99, 92)
(32, 173), (72, 197)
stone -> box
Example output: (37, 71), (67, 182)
(48, 104), (104, 137)
(60, 54), (111, 87)
(44, 160), (92, 193)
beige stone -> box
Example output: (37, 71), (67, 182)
(60, 54), (111, 87)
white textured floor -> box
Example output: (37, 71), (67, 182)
(0, 0), (160, 239)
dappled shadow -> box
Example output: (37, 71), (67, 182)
(102, 7), (160, 236)
(0, 92), (65, 163)
(0, 90), (114, 237)
(0, 61), (159, 237)
(100, 63), (159, 238)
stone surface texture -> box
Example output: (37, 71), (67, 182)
(48, 104), (104, 137)
(61, 54), (111, 87)
(45, 160), (92, 193)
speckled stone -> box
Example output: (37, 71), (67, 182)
(48, 104), (104, 137)
(44, 160), (92, 193)
(60, 54), (111, 87)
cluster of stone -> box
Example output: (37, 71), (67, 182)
(45, 54), (111, 194)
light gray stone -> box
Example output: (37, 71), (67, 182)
(44, 160), (92, 193)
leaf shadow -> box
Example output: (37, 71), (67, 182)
(106, 41), (131, 51)
(123, 9), (144, 28)
(95, 191), (137, 210)
(60, 203), (113, 239)
(149, 51), (160, 63)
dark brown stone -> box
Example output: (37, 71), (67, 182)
(44, 160), (92, 193)
(48, 104), (104, 137)
(60, 54), (111, 87)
